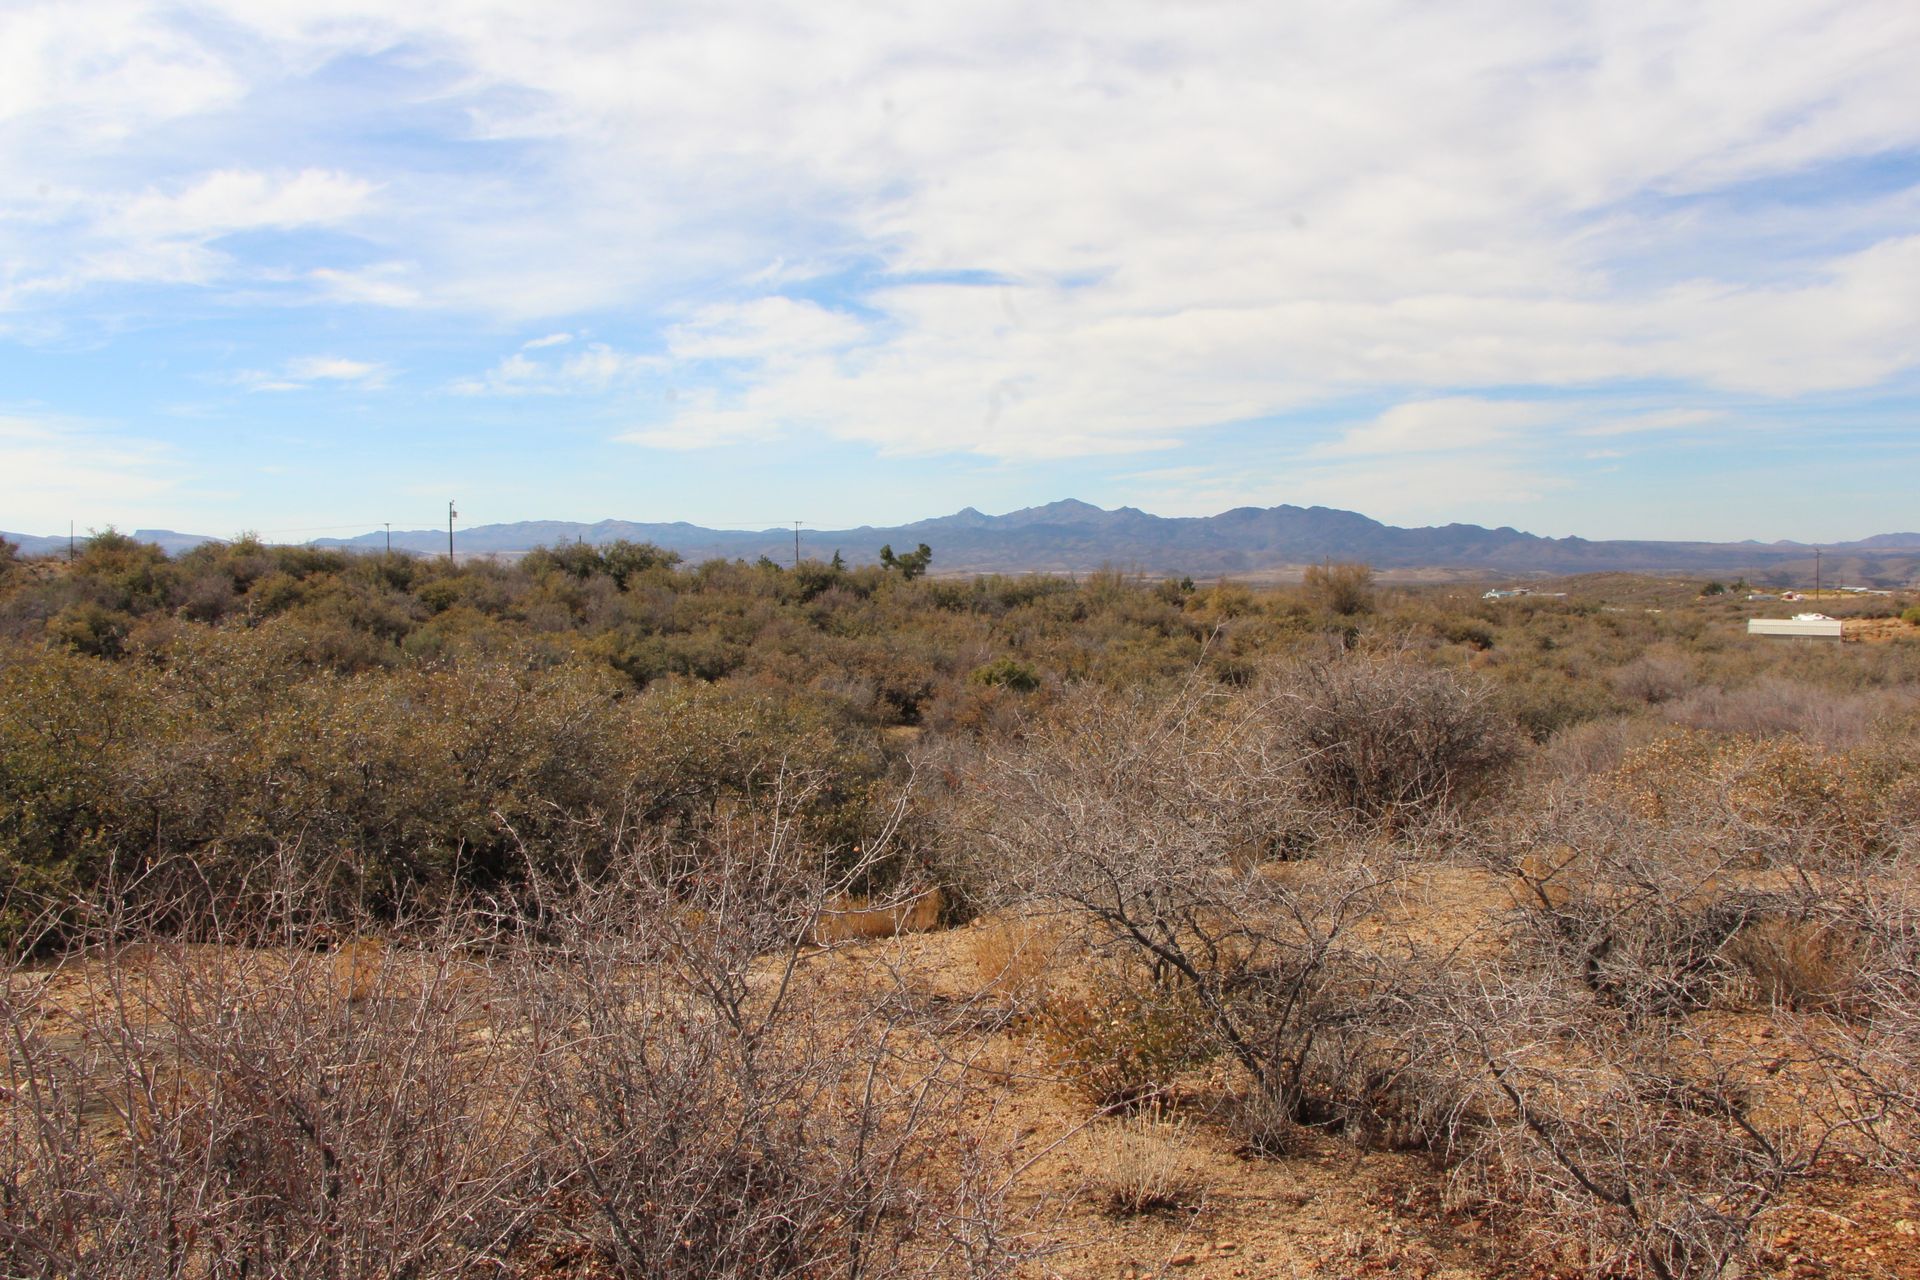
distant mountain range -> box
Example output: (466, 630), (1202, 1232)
(8, 502), (1920, 584)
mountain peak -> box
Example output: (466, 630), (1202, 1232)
(995, 498), (1113, 528)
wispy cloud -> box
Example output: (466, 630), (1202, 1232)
(1578, 409), (1727, 437)
(234, 356), (391, 392)
(0, 414), (177, 531)
(104, 169), (375, 241)
(2, 1), (1919, 537)
(454, 342), (660, 396)
(1313, 399), (1562, 457)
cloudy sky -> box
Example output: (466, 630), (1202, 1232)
(3, 1), (1918, 542)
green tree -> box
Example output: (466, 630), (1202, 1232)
(879, 542), (933, 580)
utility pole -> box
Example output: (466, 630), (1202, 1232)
(68, 521), (74, 562)
(384, 522), (392, 554)
(448, 500), (458, 564)
(1815, 548), (1822, 599)
(793, 520), (802, 569)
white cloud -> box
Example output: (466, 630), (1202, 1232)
(1, 169), (381, 306)
(0, 2), (241, 137)
(522, 332), (573, 349)
(107, 169), (375, 240)
(308, 265), (422, 309)
(5, 1), (1920, 459)
(455, 341), (660, 395)
(1579, 409), (1727, 437)
(235, 356), (391, 391)
(1315, 399), (1562, 457)
(667, 298), (868, 361)
(0, 414), (176, 530)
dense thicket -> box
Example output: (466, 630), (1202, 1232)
(3, 531), (1916, 948)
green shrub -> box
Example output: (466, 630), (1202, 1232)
(969, 657), (1040, 692)
(1037, 969), (1212, 1110)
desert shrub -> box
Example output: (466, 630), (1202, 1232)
(245, 567), (309, 617)
(522, 537), (679, 587)
(1423, 974), (1824, 1280)
(1261, 653), (1519, 833)
(1609, 731), (1891, 865)
(1302, 561), (1375, 616)
(0, 632), (904, 946)
(969, 655), (1040, 692)
(1903, 603), (1920, 626)
(1611, 652), (1695, 705)
(0, 916), (535, 1278)
(68, 528), (177, 613)
(44, 600), (135, 657)
(1495, 662), (1623, 741)
(0, 652), (153, 948)
(1038, 964), (1213, 1110)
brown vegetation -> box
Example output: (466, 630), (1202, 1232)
(2, 533), (1918, 1277)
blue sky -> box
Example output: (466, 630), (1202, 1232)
(3, 2), (1918, 544)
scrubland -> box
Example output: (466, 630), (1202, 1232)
(2, 532), (1918, 1278)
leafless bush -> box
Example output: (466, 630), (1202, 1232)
(1422, 973), (1827, 1280)
(1530, 714), (1666, 784)
(1660, 678), (1919, 751)
(1260, 653), (1519, 835)
(493, 781), (1028, 1279)
(1, 776), (1030, 1280)
(1491, 782), (1780, 1015)
(1723, 915), (1866, 1012)
(1611, 653), (1695, 706)
(1476, 773), (1920, 1269)
(1772, 866), (1920, 1183)
(0, 907), (536, 1279)
(945, 678), (1418, 1141)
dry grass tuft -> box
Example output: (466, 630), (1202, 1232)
(1090, 1106), (1201, 1217)
(328, 935), (386, 1003)
(1725, 916), (1865, 1012)
(967, 915), (1058, 997)
(811, 886), (945, 942)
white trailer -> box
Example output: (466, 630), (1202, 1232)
(1748, 617), (1842, 640)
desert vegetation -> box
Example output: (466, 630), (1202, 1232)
(2, 532), (1917, 1277)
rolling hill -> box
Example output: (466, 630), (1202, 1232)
(8, 503), (1917, 584)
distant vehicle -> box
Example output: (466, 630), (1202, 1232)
(1482, 588), (1531, 600)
